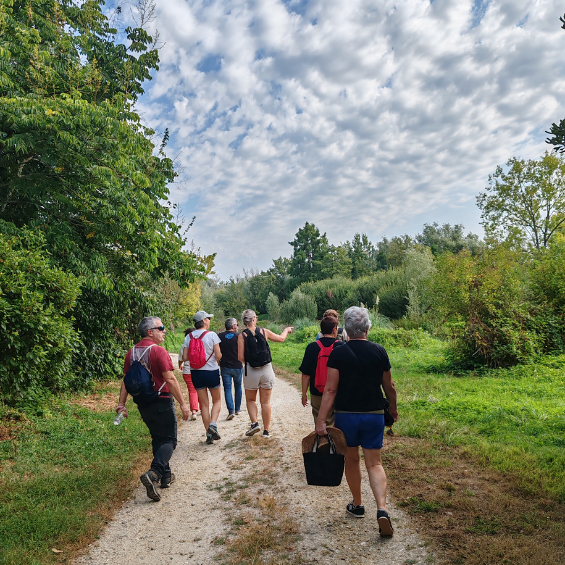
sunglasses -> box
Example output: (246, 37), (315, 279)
(150, 325), (166, 331)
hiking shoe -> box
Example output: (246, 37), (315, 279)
(206, 432), (214, 444)
(226, 413), (235, 421)
(190, 413), (197, 421)
(346, 501), (365, 518)
(235, 410), (241, 415)
(140, 471), (160, 502)
(377, 509), (394, 536)
(208, 425), (221, 440)
(245, 422), (261, 436)
(262, 430), (270, 438)
(161, 473), (175, 488)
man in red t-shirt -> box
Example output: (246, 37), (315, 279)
(116, 316), (190, 502)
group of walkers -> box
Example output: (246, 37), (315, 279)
(177, 310), (293, 443)
(117, 305), (398, 537)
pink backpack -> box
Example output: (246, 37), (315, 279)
(187, 331), (213, 369)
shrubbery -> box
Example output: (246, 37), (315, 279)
(431, 247), (541, 367)
(279, 289), (317, 324)
(0, 229), (81, 401)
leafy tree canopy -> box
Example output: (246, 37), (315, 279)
(477, 153), (565, 249)
(415, 222), (483, 256)
(288, 222), (330, 286)
(0, 0), (209, 389)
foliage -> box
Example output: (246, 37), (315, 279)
(477, 153), (565, 249)
(431, 247), (540, 367)
(215, 276), (250, 318)
(265, 292), (281, 321)
(279, 289), (317, 324)
(0, 0), (209, 392)
(0, 226), (80, 401)
(287, 222), (330, 287)
(404, 247), (436, 326)
(415, 222), (483, 256)
(345, 233), (377, 279)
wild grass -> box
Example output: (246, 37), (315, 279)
(0, 375), (187, 565)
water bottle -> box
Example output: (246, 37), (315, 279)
(114, 411), (125, 426)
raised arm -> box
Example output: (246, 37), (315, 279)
(264, 326), (293, 343)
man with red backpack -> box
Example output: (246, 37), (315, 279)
(299, 316), (344, 426)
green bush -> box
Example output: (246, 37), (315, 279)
(0, 229), (81, 401)
(280, 289), (317, 324)
(431, 247), (539, 367)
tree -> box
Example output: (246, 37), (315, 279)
(477, 153), (565, 249)
(375, 235), (414, 268)
(288, 223), (330, 286)
(0, 0), (206, 387)
(416, 223), (483, 256)
(545, 14), (565, 154)
(346, 233), (377, 279)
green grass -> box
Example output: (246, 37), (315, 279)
(271, 330), (565, 502)
(0, 386), (150, 565)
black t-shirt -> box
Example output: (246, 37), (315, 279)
(217, 331), (243, 369)
(299, 337), (344, 397)
(327, 340), (391, 412)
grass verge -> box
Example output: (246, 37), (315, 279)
(0, 369), (190, 565)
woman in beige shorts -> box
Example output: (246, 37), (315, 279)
(238, 309), (293, 438)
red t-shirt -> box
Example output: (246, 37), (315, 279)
(123, 338), (174, 395)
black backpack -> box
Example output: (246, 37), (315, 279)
(243, 328), (272, 371)
(124, 345), (166, 405)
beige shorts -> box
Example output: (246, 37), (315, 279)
(243, 363), (276, 390)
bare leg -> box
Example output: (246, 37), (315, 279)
(210, 387), (222, 423)
(245, 389), (258, 423)
(259, 388), (272, 431)
(362, 448), (387, 510)
(345, 446), (362, 506)
(197, 388), (210, 431)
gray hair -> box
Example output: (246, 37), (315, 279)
(343, 306), (371, 339)
(242, 309), (256, 327)
(138, 316), (161, 338)
(225, 317), (237, 331)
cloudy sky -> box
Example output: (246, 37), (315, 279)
(135, 0), (565, 279)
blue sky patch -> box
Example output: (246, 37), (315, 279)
(196, 55), (222, 73)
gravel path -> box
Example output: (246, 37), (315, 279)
(75, 359), (432, 565)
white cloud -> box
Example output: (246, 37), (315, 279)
(135, 0), (565, 278)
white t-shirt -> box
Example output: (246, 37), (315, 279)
(178, 344), (191, 374)
(182, 329), (221, 371)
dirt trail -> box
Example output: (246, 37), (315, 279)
(75, 358), (432, 565)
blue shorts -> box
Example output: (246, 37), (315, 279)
(190, 369), (221, 391)
(334, 413), (385, 450)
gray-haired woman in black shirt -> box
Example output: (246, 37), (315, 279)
(316, 306), (398, 536)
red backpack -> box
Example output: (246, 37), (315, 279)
(187, 331), (213, 369)
(314, 340), (336, 393)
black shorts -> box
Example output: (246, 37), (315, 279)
(191, 369), (221, 391)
